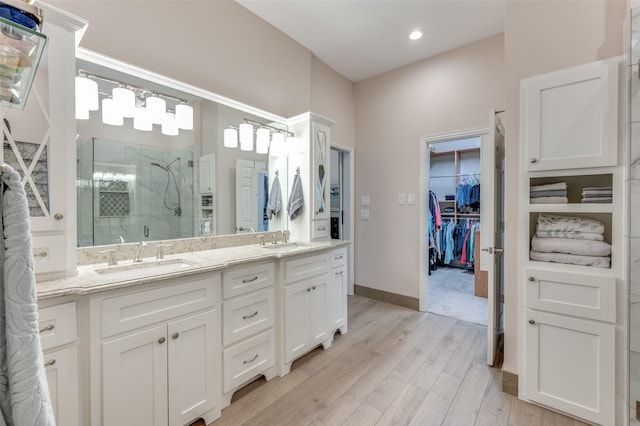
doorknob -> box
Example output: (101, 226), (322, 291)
(481, 247), (503, 254)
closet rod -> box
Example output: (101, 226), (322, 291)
(430, 172), (481, 178)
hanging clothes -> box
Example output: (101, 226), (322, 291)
(0, 165), (55, 426)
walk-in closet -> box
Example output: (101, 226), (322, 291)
(426, 137), (487, 325)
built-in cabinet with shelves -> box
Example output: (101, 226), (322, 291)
(520, 57), (621, 425)
(329, 247), (348, 335)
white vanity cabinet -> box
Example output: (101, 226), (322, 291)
(519, 57), (622, 426)
(39, 301), (80, 426)
(221, 262), (276, 407)
(280, 252), (332, 376)
(329, 247), (348, 335)
(91, 274), (221, 426)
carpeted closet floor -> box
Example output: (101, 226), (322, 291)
(426, 266), (487, 326)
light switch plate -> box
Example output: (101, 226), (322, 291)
(360, 209), (370, 220)
(408, 193), (416, 205)
(360, 195), (370, 206)
(398, 193), (406, 205)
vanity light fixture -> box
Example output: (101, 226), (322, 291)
(75, 69), (194, 136)
(239, 122), (254, 151)
(409, 29), (423, 40)
(270, 132), (285, 156)
(224, 127), (238, 148)
(256, 127), (270, 154)
(101, 97), (123, 126)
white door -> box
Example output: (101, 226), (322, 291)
(44, 347), (80, 426)
(168, 310), (218, 426)
(235, 159), (256, 232)
(102, 325), (168, 426)
(480, 110), (505, 366)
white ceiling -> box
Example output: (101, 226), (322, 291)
(236, 0), (505, 82)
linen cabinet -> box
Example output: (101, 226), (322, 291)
(519, 56), (622, 425)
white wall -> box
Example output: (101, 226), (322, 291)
(353, 34), (505, 300)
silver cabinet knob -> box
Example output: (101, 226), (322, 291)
(172, 333), (180, 340)
(158, 337), (166, 344)
(44, 359), (56, 367)
(530, 158), (537, 164)
(54, 213), (64, 220)
(528, 276), (535, 282)
(529, 319), (536, 325)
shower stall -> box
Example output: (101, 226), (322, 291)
(77, 137), (195, 247)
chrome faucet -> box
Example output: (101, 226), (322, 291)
(116, 235), (125, 244)
(283, 230), (290, 243)
(272, 230), (283, 244)
(156, 244), (171, 260)
(134, 241), (147, 263)
(99, 249), (118, 266)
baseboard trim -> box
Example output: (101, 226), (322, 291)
(502, 371), (518, 396)
(354, 284), (419, 310)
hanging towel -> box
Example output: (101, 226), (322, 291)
(0, 165), (55, 426)
(287, 172), (304, 220)
(267, 175), (282, 220)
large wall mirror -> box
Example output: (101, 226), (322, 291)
(75, 51), (290, 247)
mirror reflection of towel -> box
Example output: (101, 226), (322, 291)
(267, 176), (282, 219)
(287, 173), (304, 220)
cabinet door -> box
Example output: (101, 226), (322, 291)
(330, 267), (347, 332)
(168, 310), (219, 426)
(103, 325), (168, 426)
(522, 58), (618, 171)
(44, 347), (80, 426)
(308, 276), (330, 348)
(524, 310), (614, 425)
(284, 282), (310, 363)
(312, 120), (330, 220)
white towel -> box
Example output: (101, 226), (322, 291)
(530, 250), (610, 268)
(0, 165), (55, 426)
(536, 213), (605, 234)
(531, 236), (611, 257)
(529, 196), (568, 204)
(267, 175), (282, 219)
(530, 182), (567, 192)
(287, 173), (304, 220)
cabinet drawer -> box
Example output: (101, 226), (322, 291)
(101, 275), (218, 338)
(526, 268), (615, 322)
(222, 262), (274, 299)
(284, 253), (329, 284)
(32, 235), (68, 275)
(223, 288), (274, 346)
(39, 302), (77, 350)
(330, 247), (347, 268)
(223, 329), (274, 393)
(312, 219), (330, 239)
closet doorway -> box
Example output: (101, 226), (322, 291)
(420, 113), (505, 366)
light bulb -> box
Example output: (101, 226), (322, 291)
(113, 87), (136, 118)
(161, 111), (179, 136)
(175, 103), (193, 130)
(102, 98), (123, 126)
(146, 95), (166, 124)
(270, 132), (285, 156)
(75, 76), (98, 119)
(133, 106), (152, 131)
(256, 127), (270, 154)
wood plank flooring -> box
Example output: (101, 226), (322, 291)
(207, 295), (588, 426)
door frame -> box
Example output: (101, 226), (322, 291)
(330, 143), (354, 295)
(419, 127), (488, 312)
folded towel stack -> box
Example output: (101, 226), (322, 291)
(529, 213), (611, 268)
(530, 182), (568, 204)
(581, 186), (612, 203)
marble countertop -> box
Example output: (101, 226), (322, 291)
(37, 240), (349, 300)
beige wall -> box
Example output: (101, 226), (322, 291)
(353, 34), (505, 299)
(49, 0), (313, 118)
(502, 0), (626, 375)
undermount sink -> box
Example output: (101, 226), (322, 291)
(94, 258), (195, 276)
(260, 242), (310, 252)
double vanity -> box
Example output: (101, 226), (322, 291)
(36, 235), (349, 426)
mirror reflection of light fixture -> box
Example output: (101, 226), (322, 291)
(224, 127), (238, 148)
(256, 127), (270, 154)
(133, 106), (152, 131)
(239, 122), (253, 151)
(101, 97), (123, 126)
(75, 75), (98, 119)
(112, 86), (135, 118)
(146, 95), (166, 124)
(161, 111), (179, 136)
(175, 103), (193, 130)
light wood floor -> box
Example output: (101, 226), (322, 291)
(207, 295), (588, 426)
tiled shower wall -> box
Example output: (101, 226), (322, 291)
(77, 138), (195, 247)
(630, 8), (640, 424)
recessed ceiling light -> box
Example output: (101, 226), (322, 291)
(409, 30), (423, 41)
